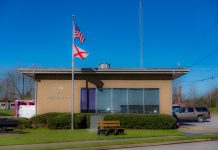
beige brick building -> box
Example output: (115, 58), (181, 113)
(19, 67), (189, 115)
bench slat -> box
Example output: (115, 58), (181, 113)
(97, 121), (121, 127)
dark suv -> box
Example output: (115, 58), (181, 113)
(173, 106), (210, 122)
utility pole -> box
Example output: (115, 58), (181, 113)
(22, 74), (25, 99)
(210, 90), (212, 108)
(177, 61), (181, 104)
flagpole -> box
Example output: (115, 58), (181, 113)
(71, 15), (75, 130)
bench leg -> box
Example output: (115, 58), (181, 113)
(105, 129), (114, 136)
(115, 129), (124, 135)
(121, 129), (124, 135)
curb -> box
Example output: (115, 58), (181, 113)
(0, 136), (217, 150)
(71, 139), (211, 150)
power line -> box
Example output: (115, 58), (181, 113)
(182, 74), (218, 83)
(188, 48), (218, 68)
(195, 66), (218, 77)
(180, 20), (218, 61)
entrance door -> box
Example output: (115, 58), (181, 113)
(81, 88), (96, 113)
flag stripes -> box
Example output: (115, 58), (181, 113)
(74, 24), (85, 43)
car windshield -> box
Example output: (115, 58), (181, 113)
(172, 105), (181, 112)
(173, 107), (181, 112)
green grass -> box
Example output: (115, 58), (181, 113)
(9, 134), (218, 150)
(210, 107), (218, 115)
(0, 128), (183, 146)
(0, 109), (13, 116)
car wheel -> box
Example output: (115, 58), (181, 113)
(197, 116), (204, 122)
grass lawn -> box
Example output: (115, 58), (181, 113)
(0, 109), (13, 116)
(5, 134), (218, 150)
(0, 128), (184, 146)
(210, 107), (218, 115)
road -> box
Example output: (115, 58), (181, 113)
(118, 141), (218, 150)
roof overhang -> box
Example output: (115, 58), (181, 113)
(18, 68), (189, 80)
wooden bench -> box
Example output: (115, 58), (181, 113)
(97, 121), (124, 136)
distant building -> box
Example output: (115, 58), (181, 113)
(0, 98), (15, 110)
(19, 65), (189, 115)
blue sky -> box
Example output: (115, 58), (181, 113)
(0, 0), (218, 96)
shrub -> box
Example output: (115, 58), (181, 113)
(104, 114), (176, 129)
(30, 112), (62, 128)
(74, 113), (91, 129)
(30, 112), (91, 129)
(47, 113), (91, 129)
(47, 113), (71, 129)
(16, 118), (31, 129)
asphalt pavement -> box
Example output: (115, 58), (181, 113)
(178, 115), (218, 134)
(118, 141), (218, 150)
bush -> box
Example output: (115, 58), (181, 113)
(16, 118), (31, 129)
(74, 113), (91, 129)
(30, 113), (176, 129)
(47, 113), (71, 129)
(30, 112), (62, 128)
(47, 113), (91, 129)
(104, 114), (176, 129)
(30, 112), (91, 129)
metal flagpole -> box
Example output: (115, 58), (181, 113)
(71, 15), (75, 130)
(139, 0), (144, 68)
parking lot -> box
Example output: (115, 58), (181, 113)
(178, 115), (218, 134)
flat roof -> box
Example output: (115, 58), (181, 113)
(18, 68), (189, 80)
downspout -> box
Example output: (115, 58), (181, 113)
(33, 70), (38, 115)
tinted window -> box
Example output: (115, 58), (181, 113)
(97, 88), (112, 113)
(144, 89), (159, 114)
(173, 106), (180, 109)
(128, 89), (143, 113)
(112, 89), (128, 113)
(188, 108), (194, 112)
(195, 107), (208, 112)
(81, 88), (96, 113)
(179, 108), (186, 113)
(81, 88), (160, 114)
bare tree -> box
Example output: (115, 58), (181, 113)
(0, 69), (35, 100)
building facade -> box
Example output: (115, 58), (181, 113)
(19, 67), (189, 115)
(0, 99), (15, 110)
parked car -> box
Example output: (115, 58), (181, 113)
(172, 104), (181, 113)
(173, 106), (210, 122)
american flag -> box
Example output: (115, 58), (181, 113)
(74, 24), (85, 43)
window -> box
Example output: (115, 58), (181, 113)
(144, 89), (159, 114)
(81, 88), (96, 113)
(80, 88), (160, 114)
(179, 108), (186, 113)
(195, 107), (208, 112)
(96, 88), (112, 113)
(128, 89), (143, 113)
(1, 104), (5, 106)
(188, 108), (194, 112)
(112, 89), (128, 113)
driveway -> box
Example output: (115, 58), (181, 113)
(178, 115), (218, 134)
